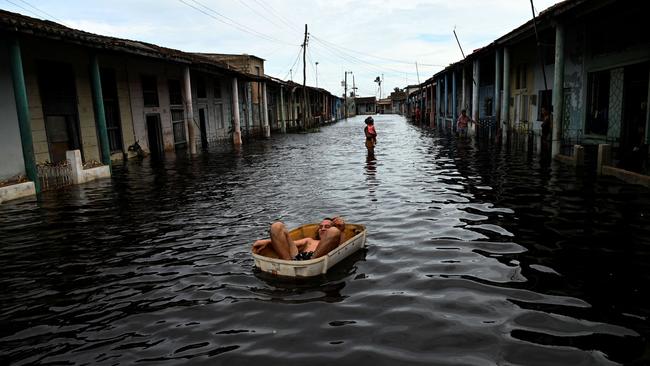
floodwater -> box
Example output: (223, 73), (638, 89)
(1, 115), (649, 365)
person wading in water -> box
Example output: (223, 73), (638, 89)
(364, 116), (377, 154)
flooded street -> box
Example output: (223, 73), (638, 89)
(1, 114), (649, 365)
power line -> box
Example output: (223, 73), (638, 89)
(283, 44), (303, 80)
(250, 0), (301, 33)
(311, 35), (432, 77)
(178, 0), (295, 46)
(4, 0), (39, 18)
(236, 0), (285, 30)
(4, 0), (69, 26)
(310, 36), (421, 78)
(306, 46), (318, 86)
(310, 34), (445, 67)
(10, 0), (67, 25)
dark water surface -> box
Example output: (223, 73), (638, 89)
(1, 115), (649, 365)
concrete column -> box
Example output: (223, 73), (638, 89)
(231, 77), (242, 145)
(494, 50), (502, 128)
(67, 150), (83, 185)
(472, 59), (481, 135)
(8, 39), (40, 193)
(262, 82), (270, 138)
(429, 85), (435, 128)
(279, 86), (286, 133)
(452, 71), (457, 132)
(574, 145), (585, 166)
(444, 74), (449, 128)
(183, 67), (196, 154)
(597, 144), (612, 174)
(436, 80), (441, 126)
(246, 83), (253, 135)
(289, 89), (294, 127)
(552, 23), (565, 157)
(462, 67), (467, 111)
(503, 47), (511, 136)
(90, 54), (111, 167)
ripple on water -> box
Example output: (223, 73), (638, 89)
(1, 115), (649, 365)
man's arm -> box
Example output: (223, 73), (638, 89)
(332, 216), (347, 243)
(292, 237), (311, 251)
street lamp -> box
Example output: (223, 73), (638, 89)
(315, 61), (319, 88)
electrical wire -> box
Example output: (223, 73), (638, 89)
(178, 0), (295, 46)
(310, 34), (445, 67)
(283, 44), (303, 80)
(236, 0), (285, 30)
(250, 0), (301, 33)
(310, 36), (421, 78)
(4, 0), (69, 26)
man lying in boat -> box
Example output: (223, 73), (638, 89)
(252, 217), (346, 260)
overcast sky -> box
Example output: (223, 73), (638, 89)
(3, 0), (561, 98)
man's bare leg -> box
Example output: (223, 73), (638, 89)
(312, 227), (341, 258)
(269, 221), (299, 260)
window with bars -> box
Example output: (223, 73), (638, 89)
(586, 71), (610, 135)
(519, 95), (529, 122)
(101, 68), (123, 152)
(141, 75), (159, 107)
(214, 78), (222, 99)
(196, 78), (206, 99)
(515, 64), (527, 90)
(171, 108), (186, 145)
(216, 104), (224, 129)
(168, 79), (183, 106)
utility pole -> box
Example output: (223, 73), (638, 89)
(352, 73), (356, 97)
(302, 24), (308, 129)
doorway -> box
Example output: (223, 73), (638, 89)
(199, 108), (208, 149)
(146, 114), (163, 157)
(620, 62), (649, 171)
(38, 61), (81, 163)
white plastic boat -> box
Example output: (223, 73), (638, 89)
(252, 223), (367, 277)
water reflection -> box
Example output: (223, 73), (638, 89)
(0, 115), (649, 365)
(365, 152), (378, 202)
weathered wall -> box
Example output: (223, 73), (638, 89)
(568, 4), (650, 143)
(0, 39), (26, 180)
(20, 38), (101, 163)
(125, 59), (182, 153)
(98, 54), (137, 159)
(192, 72), (232, 143)
(563, 22), (586, 139)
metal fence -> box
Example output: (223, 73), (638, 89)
(37, 160), (72, 190)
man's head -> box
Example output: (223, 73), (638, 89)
(461, 109), (467, 115)
(316, 218), (335, 239)
(365, 117), (374, 125)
